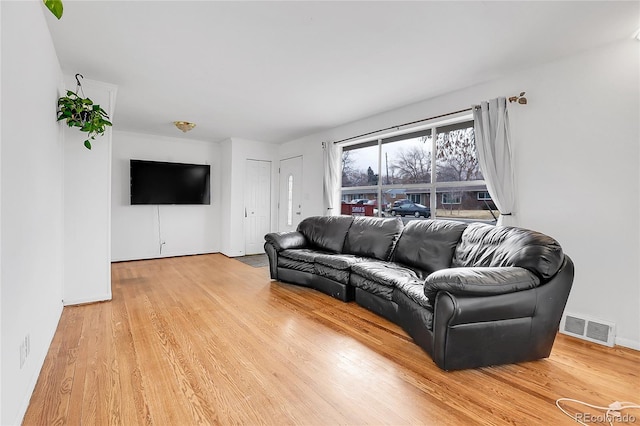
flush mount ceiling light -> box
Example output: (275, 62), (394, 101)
(174, 121), (196, 132)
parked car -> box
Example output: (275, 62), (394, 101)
(390, 202), (431, 218)
(386, 199), (412, 210)
(349, 199), (378, 205)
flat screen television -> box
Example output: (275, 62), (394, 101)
(130, 159), (210, 205)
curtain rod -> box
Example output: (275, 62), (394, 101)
(332, 91), (527, 145)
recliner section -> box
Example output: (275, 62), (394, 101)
(264, 215), (573, 370)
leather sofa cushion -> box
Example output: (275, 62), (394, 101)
(350, 274), (395, 300)
(313, 254), (368, 286)
(344, 216), (403, 260)
(351, 261), (421, 288)
(394, 280), (432, 310)
(393, 289), (434, 329)
(280, 248), (324, 263)
(393, 219), (467, 278)
(315, 264), (350, 284)
(423, 266), (540, 301)
(297, 216), (354, 253)
(277, 256), (315, 274)
(279, 248), (326, 274)
(314, 253), (368, 270)
(452, 223), (564, 280)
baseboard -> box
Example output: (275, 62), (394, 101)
(615, 336), (640, 351)
(220, 249), (244, 258)
(111, 251), (219, 263)
(63, 294), (111, 306)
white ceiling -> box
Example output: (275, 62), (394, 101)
(45, 1), (639, 144)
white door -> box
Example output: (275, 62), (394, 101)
(279, 156), (303, 232)
(244, 159), (271, 255)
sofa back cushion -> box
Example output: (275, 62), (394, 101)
(452, 222), (564, 280)
(393, 219), (468, 277)
(343, 216), (404, 261)
(297, 216), (354, 253)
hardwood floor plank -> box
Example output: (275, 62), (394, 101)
(23, 254), (640, 425)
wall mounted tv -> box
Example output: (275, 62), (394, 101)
(130, 159), (210, 205)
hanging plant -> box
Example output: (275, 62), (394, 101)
(43, 0), (63, 19)
(57, 74), (112, 150)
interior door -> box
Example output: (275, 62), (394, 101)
(279, 156), (303, 232)
(244, 159), (271, 255)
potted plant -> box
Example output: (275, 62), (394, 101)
(57, 90), (112, 150)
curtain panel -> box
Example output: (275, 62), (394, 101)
(473, 97), (516, 226)
(322, 141), (341, 216)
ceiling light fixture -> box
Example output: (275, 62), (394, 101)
(174, 121), (196, 132)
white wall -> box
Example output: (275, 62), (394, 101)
(219, 138), (279, 257)
(111, 131), (221, 261)
(1, 2), (65, 424)
(62, 77), (116, 305)
(281, 39), (640, 349)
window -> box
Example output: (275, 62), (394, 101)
(442, 192), (461, 205)
(286, 175), (294, 226)
(477, 191), (492, 201)
(340, 117), (495, 222)
(408, 194), (421, 203)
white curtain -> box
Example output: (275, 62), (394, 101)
(322, 141), (341, 216)
(473, 97), (516, 226)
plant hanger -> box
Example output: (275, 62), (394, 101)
(57, 73), (112, 150)
(74, 73), (86, 97)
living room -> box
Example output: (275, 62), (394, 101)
(2, 1), (639, 424)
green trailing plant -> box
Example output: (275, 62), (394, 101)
(57, 90), (112, 150)
(43, 0), (63, 19)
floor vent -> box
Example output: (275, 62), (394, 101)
(560, 313), (615, 347)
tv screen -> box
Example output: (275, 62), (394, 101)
(130, 160), (210, 205)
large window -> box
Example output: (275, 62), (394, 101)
(340, 118), (497, 223)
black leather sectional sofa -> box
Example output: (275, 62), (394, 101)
(264, 216), (574, 370)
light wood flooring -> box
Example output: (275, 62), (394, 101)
(24, 254), (639, 425)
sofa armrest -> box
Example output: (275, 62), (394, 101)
(264, 231), (307, 251)
(430, 257), (574, 370)
(424, 266), (540, 301)
(431, 289), (539, 370)
(434, 287), (538, 327)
